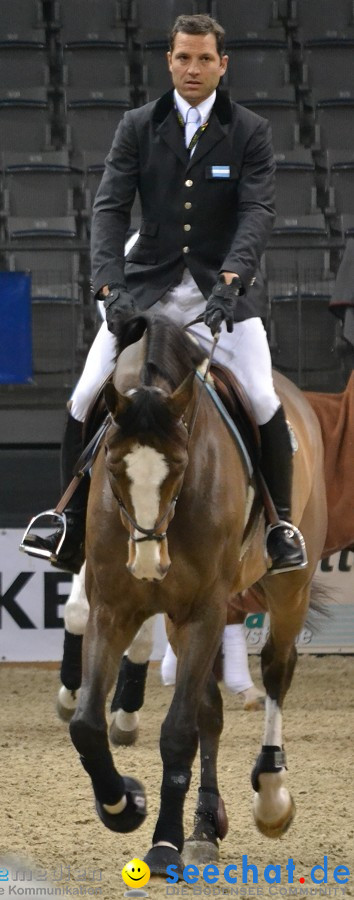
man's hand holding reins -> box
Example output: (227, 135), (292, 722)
(204, 274), (242, 335)
(100, 284), (136, 333)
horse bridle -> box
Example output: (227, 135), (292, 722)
(108, 326), (220, 545)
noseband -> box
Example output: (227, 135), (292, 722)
(116, 494), (178, 543)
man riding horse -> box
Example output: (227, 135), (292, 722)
(22, 13), (306, 576)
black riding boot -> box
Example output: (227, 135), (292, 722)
(259, 406), (307, 574)
(22, 413), (89, 574)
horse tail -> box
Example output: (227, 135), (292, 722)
(306, 580), (335, 632)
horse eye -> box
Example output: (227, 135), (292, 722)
(104, 445), (108, 456)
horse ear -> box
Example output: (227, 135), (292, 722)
(166, 371), (195, 420)
(104, 383), (132, 419)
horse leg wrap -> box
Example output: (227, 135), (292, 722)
(95, 776), (147, 834)
(251, 745), (287, 792)
(153, 768), (191, 853)
(111, 657), (149, 713)
(79, 748), (126, 805)
(60, 630), (83, 691)
(193, 788), (229, 842)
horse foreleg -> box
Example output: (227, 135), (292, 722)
(251, 586), (309, 837)
(184, 672), (228, 866)
(109, 616), (155, 746)
(69, 607), (147, 835)
(144, 604), (225, 878)
(57, 563), (88, 721)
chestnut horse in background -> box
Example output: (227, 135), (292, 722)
(69, 312), (327, 876)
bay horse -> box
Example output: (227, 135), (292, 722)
(69, 312), (327, 875)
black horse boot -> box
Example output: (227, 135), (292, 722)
(21, 413), (89, 574)
(259, 406), (307, 574)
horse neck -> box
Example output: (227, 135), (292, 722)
(113, 332), (147, 393)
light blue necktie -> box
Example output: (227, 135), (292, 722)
(185, 106), (201, 151)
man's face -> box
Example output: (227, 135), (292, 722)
(167, 32), (228, 106)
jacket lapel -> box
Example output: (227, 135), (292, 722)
(156, 108), (189, 166)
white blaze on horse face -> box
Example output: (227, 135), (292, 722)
(124, 443), (170, 581)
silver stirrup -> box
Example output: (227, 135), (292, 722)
(19, 511), (67, 562)
(265, 519), (308, 575)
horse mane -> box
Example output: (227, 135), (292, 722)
(111, 312), (206, 442)
(113, 312), (207, 390)
(115, 388), (185, 443)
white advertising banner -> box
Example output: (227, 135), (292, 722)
(0, 530), (353, 661)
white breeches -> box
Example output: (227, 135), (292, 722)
(70, 269), (280, 425)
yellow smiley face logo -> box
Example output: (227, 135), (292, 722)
(122, 858), (150, 888)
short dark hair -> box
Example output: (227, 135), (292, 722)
(169, 14), (226, 57)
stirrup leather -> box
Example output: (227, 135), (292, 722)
(265, 519), (308, 574)
(19, 511), (67, 562)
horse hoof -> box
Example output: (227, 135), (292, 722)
(144, 846), (184, 880)
(183, 839), (219, 865)
(253, 794), (296, 838)
(95, 776), (146, 833)
(241, 686), (265, 711)
(109, 720), (139, 746)
(56, 686), (79, 722)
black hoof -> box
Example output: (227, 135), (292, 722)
(95, 776), (146, 833)
(144, 846), (184, 879)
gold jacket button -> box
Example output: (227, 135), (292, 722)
(185, 179), (193, 187)
(184, 201), (192, 209)
(183, 224), (191, 231)
(183, 246), (190, 253)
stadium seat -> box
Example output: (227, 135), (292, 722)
(301, 39), (354, 96)
(321, 150), (354, 218)
(2, 151), (79, 220)
(131, 0), (200, 48)
(0, 42), (49, 90)
(265, 246), (333, 285)
(62, 46), (130, 92)
(225, 40), (290, 94)
(210, 0), (285, 40)
(289, 0), (354, 43)
(236, 86), (300, 151)
(0, 0), (45, 41)
(64, 88), (131, 154)
(6, 216), (77, 240)
(0, 88), (52, 153)
(311, 93), (354, 151)
(56, 0), (126, 43)
(268, 291), (340, 391)
(274, 148), (318, 217)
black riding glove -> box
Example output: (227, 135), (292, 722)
(204, 276), (242, 336)
(102, 285), (136, 333)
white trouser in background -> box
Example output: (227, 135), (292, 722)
(70, 269), (280, 425)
